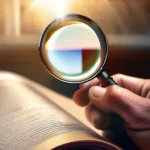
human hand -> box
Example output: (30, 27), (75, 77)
(73, 74), (150, 150)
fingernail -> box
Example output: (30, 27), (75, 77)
(79, 84), (84, 88)
(89, 86), (104, 98)
(81, 82), (91, 87)
(79, 83), (88, 88)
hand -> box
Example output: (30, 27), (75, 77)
(73, 74), (150, 150)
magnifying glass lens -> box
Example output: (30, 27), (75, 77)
(40, 15), (107, 83)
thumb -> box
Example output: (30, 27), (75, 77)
(88, 85), (147, 125)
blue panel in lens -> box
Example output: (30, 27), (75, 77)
(48, 49), (82, 75)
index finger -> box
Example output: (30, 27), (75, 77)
(73, 78), (100, 106)
(113, 74), (146, 96)
(73, 74), (147, 107)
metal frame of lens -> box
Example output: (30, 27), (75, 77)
(39, 14), (108, 84)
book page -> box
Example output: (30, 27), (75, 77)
(0, 71), (121, 150)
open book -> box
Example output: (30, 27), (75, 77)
(0, 71), (122, 150)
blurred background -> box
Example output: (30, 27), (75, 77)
(0, 0), (150, 97)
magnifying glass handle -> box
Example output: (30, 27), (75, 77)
(97, 70), (117, 87)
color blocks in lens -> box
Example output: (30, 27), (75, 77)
(45, 23), (101, 78)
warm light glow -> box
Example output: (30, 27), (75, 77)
(55, 0), (67, 18)
(32, 0), (67, 18)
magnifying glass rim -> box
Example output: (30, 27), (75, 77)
(39, 14), (108, 84)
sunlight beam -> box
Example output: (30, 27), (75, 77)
(32, 0), (68, 18)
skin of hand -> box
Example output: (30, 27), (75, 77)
(73, 74), (150, 150)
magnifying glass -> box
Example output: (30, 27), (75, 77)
(39, 14), (117, 87)
(39, 14), (124, 132)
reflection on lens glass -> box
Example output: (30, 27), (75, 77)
(40, 20), (103, 83)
